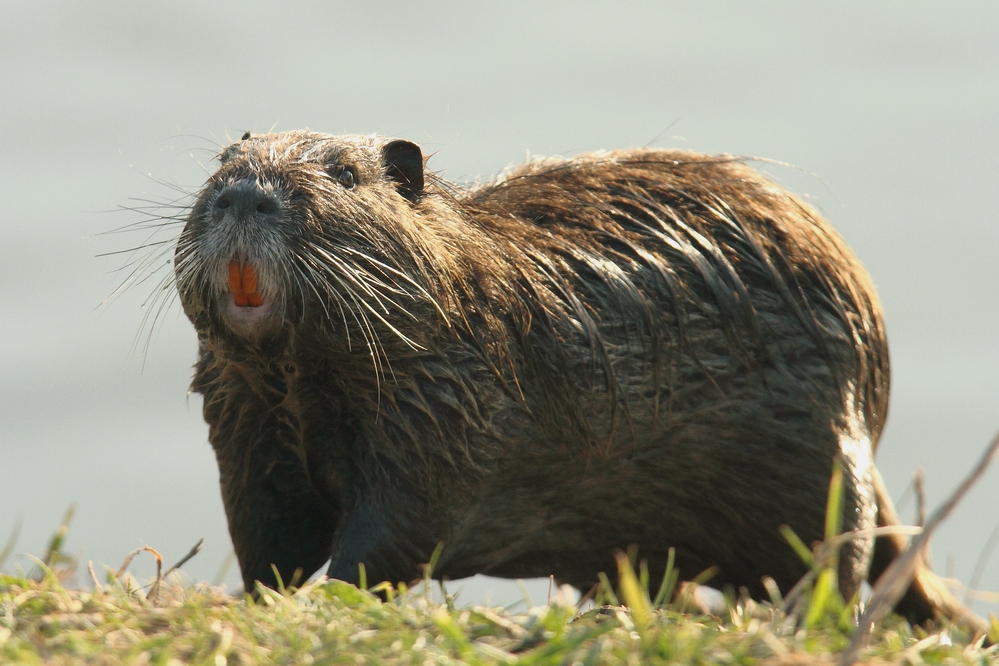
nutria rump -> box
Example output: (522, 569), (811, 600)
(178, 130), (911, 614)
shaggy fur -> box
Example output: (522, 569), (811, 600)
(179, 131), (891, 606)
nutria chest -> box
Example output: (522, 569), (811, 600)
(178, 130), (888, 597)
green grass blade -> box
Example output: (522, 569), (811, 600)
(0, 518), (21, 570)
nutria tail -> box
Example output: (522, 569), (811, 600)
(870, 467), (989, 634)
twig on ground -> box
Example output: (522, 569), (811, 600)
(840, 429), (999, 666)
(164, 538), (204, 578)
(779, 525), (923, 613)
(116, 545), (163, 602)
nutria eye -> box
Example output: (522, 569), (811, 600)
(337, 166), (357, 189)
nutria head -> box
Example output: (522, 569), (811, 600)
(175, 131), (440, 354)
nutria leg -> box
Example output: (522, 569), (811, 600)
(327, 501), (394, 586)
(326, 492), (441, 589)
(213, 437), (339, 595)
(199, 365), (340, 595)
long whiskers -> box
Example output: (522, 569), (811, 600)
(99, 193), (195, 365)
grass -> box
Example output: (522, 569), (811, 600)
(2, 561), (997, 665)
(2, 529), (998, 666)
(4, 436), (999, 664)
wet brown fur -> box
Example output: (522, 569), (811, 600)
(176, 131), (966, 626)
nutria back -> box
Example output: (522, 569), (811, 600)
(177, 131), (889, 601)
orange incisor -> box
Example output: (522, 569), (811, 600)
(228, 260), (264, 307)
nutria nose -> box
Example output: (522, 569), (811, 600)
(213, 180), (280, 218)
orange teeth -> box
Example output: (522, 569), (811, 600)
(228, 259), (264, 307)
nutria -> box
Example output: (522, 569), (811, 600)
(175, 130), (971, 626)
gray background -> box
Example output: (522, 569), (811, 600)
(2, 2), (997, 612)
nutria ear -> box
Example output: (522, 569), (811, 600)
(382, 139), (424, 203)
